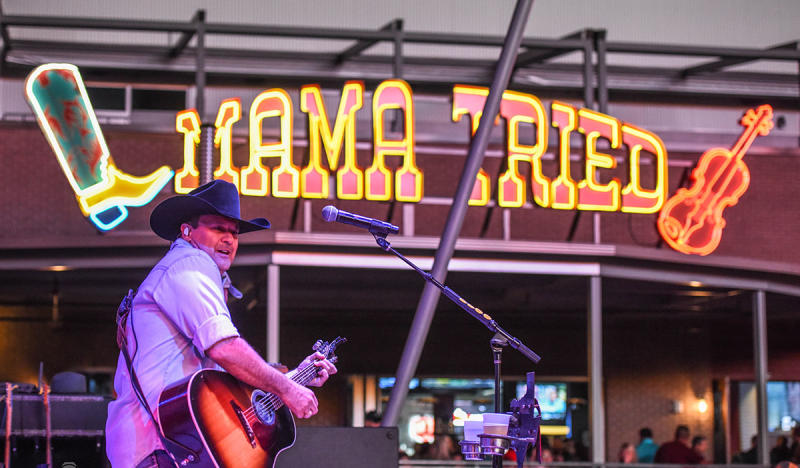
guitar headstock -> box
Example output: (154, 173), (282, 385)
(740, 104), (774, 136)
(312, 336), (347, 363)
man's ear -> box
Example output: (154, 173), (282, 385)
(180, 223), (191, 238)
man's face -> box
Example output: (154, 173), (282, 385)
(695, 440), (708, 454)
(185, 214), (239, 273)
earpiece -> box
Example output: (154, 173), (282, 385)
(183, 227), (190, 236)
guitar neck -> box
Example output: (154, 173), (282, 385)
(291, 363), (320, 388)
(262, 363), (320, 412)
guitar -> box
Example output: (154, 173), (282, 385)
(657, 105), (773, 255)
(157, 337), (345, 468)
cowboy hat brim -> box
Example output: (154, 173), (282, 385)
(150, 193), (270, 241)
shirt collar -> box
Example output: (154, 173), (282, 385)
(171, 238), (242, 300)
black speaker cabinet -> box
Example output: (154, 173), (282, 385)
(276, 427), (399, 468)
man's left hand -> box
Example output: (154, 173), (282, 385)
(296, 351), (338, 387)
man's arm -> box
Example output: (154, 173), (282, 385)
(207, 336), (320, 419)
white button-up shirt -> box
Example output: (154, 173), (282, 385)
(105, 239), (240, 467)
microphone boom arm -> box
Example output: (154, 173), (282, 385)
(372, 233), (541, 364)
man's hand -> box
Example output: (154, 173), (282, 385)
(281, 380), (319, 419)
(295, 351), (338, 387)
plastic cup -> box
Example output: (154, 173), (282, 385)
(463, 419), (483, 441)
(482, 413), (511, 436)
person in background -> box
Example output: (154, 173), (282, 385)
(618, 442), (637, 463)
(691, 435), (709, 464)
(771, 435), (792, 466)
(365, 410), (382, 427)
(636, 427), (658, 463)
(791, 426), (800, 463)
(654, 424), (704, 464)
(430, 434), (460, 460)
(732, 435), (758, 464)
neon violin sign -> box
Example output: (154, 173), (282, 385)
(657, 105), (773, 255)
(25, 63), (770, 256)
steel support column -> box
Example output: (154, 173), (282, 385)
(194, 10), (213, 185)
(589, 275), (605, 463)
(267, 264), (280, 363)
(752, 290), (768, 466)
(382, 0), (534, 427)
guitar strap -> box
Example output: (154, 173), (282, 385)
(115, 289), (197, 465)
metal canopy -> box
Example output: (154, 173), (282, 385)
(0, 10), (798, 104)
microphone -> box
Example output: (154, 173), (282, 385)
(322, 205), (399, 235)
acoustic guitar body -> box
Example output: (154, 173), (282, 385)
(158, 369), (296, 468)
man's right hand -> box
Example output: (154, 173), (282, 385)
(282, 380), (319, 419)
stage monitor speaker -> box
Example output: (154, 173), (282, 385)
(276, 427), (398, 468)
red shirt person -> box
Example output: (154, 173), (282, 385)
(654, 425), (704, 464)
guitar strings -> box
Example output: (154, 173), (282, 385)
(243, 364), (317, 420)
(241, 362), (321, 422)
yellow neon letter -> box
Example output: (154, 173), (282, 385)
(452, 85), (499, 206)
(241, 89), (299, 198)
(621, 124), (668, 213)
(300, 82), (365, 199)
(213, 98), (241, 189)
(550, 101), (579, 210)
(175, 109), (201, 194)
(497, 91), (549, 208)
(367, 79), (422, 202)
(576, 108), (622, 211)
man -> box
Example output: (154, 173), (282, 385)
(691, 435), (709, 464)
(654, 425), (704, 464)
(106, 180), (337, 467)
(635, 427), (658, 463)
(733, 435), (758, 464)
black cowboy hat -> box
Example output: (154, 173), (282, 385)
(149, 180), (270, 240)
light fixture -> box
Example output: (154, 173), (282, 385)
(697, 398), (708, 413)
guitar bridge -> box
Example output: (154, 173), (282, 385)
(231, 400), (257, 448)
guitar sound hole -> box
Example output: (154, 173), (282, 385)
(251, 389), (276, 425)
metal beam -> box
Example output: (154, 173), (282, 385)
(267, 264), (280, 363)
(168, 9), (203, 58)
(382, 0), (534, 427)
(681, 40), (800, 77)
(1, 14), (193, 32)
(588, 276), (605, 463)
(335, 19), (402, 66)
(606, 40), (800, 61)
(593, 29), (608, 245)
(0, 13), (581, 51)
(515, 29), (588, 68)
(752, 290), (768, 466)
(0, 1), (9, 75)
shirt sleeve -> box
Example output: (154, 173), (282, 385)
(152, 253), (240, 353)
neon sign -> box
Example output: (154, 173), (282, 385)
(25, 63), (173, 230)
(27, 64), (767, 257)
(451, 87), (667, 212)
(175, 82), (667, 214)
(658, 105), (773, 255)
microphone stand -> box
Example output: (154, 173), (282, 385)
(371, 231), (541, 467)
(372, 231), (541, 364)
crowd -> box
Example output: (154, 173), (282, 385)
(613, 424), (800, 466)
(385, 411), (800, 466)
